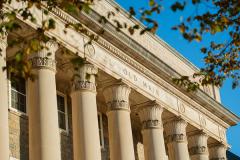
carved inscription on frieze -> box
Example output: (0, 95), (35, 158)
(94, 49), (178, 110)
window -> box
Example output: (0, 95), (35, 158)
(98, 113), (104, 148)
(10, 76), (26, 113)
(57, 93), (68, 131)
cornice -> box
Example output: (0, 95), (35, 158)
(71, 4), (239, 126)
(104, 0), (199, 72)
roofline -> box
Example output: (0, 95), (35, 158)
(77, 1), (240, 126)
(106, 0), (200, 72)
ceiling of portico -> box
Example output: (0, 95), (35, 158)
(6, 19), (36, 58)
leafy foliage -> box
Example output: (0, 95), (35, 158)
(0, 0), (239, 91)
(171, 0), (240, 89)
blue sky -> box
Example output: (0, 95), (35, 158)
(116, 0), (240, 155)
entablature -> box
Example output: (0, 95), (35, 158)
(4, 0), (240, 144)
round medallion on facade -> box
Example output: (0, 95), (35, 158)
(84, 43), (95, 58)
(219, 127), (226, 140)
(178, 100), (185, 114)
(200, 115), (206, 128)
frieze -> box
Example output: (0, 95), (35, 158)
(46, 1), (229, 130)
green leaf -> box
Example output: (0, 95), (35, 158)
(149, 0), (155, 6)
(15, 52), (22, 62)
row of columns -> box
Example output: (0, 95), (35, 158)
(0, 34), (228, 160)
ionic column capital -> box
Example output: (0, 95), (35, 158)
(188, 132), (209, 155)
(138, 102), (163, 129)
(209, 143), (227, 160)
(72, 62), (98, 92)
(164, 118), (188, 143)
(29, 40), (58, 71)
(103, 83), (131, 112)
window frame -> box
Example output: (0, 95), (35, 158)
(98, 112), (104, 149)
(57, 91), (69, 134)
(8, 74), (27, 116)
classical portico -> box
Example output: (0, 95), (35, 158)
(0, 0), (239, 160)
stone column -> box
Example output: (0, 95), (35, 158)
(0, 30), (9, 160)
(71, 62), (102, 160)
(164, 118), (190, 160)
(138, 103), (168, 160)
(27, 41), (61, 160)
(188, 132), (209, 160)
(103, 83), (135, 160)
(209, 144), (227, 160)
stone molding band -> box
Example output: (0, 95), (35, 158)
(189, 146), (208, 155)
(166, 134), (187, 143)
(72, 81), (96, 92)
(141, 120), (162, 129)
(30, 57), (56, 71)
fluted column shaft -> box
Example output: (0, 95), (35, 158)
(103, 84), (135, 160)
(71, 62), (101, 160)
(0, 30), (9, 160)
(138, 104), (168, 160)
(27, 41), (61, 160)
(209, 144), (227, 160)
(188, 132), (209, 160)
(164, 118), (190, 160)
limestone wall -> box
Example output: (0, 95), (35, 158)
(9, 111), (28, 160)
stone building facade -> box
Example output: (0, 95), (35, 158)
(0, 0), (240, 160)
